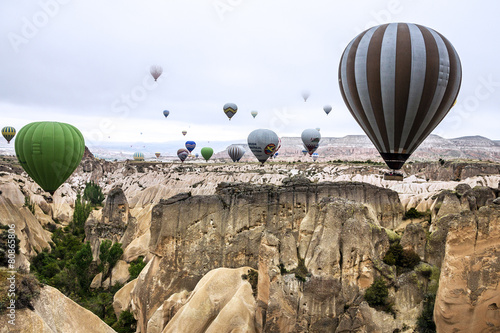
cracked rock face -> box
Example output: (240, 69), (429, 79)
(435, 205), (500, 332)
(132, 180), (404, 332)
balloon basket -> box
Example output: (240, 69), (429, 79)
(384, 171), (403, 181)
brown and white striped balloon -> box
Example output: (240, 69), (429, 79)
(338, 23), (462, 170)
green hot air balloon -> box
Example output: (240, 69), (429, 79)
(200, 147), (213, 162)
(15, 122), (85, 195)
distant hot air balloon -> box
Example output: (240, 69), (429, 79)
(182, 130), (187, 136)
(163, 110), (170, 118)
(323, 105), (332, 115)
(195, 153), (199, 158)
(312, 153), (319, 162)
(247, 129), (279, 164)
(301, 129), (321, 155)
(2, 127), (16, 143)
(274, 152), (278, 159)
(227, 145), (245, 162)
(185, 141), (196, 153)
(251, 111), (258, 119)
(301, 149), (308, 156)
(155, 152), (161, 158)
(133, 152), (144, 161)
(201, 147), (213, 162)
(150, 65), (163, 81)
(315, 128), (320, 132)
(15, 122), (85, 195)
(177, 149), (189, 162)
(223, 103), (238, 120)
(339, 23), (462, 170)
(301, 90), (310, 102)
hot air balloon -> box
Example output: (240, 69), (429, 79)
(315, 128), (320, 132)
(274, 152), (279, 159)
(323, 105), (332, 115)
(15, 122), (85, 195)
(177, 149), (189, 163)
(223, 103), (238, 120)
(339, 23), (462, 171)
(133, 152), (144, 161)
(2, 127), (16, 143)
(155, 152), (161, 159)
(251, 111), (258, 119)
(301, 129), (321, 155)
(301, 90), (310, 102)
(227, 145), (245, 162)
(150, 65), (162, 81)
(201, 147), (213, 162)
(195, 153), (199, 158)
(163, 110), (170, 118)
(247, 129), (279, 164)
(301, 149), (308, 156)
(312, 153), (319, 162)
(185, 141), (196, 153)
(182, 130), (187, 136)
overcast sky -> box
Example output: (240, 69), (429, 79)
(1, 0), (499, 151)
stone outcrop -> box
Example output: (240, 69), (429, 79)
(85, 186), (135, 260)
(130, 180), (410, 332)
(435, 205), (500, 332)
(3, 285), (115, 333)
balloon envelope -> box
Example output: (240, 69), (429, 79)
(301, 149), (308, 156)
(247, 129), (279, 164)
(251, 111), (258, 118)
(133, 152), (144, 161)
(301, 90), (310, 102)
(185, 141), (196, 152)
(177, 149), (189, 162)
(2, 126), (16, 143)
(301, 129), (321, 155)
(182, 130), (187, 136)
(201, 147), (213, 161)
(163, 110), (170, 118)
(323, 105), (332, 115)
(227, 145), (245, 162)
(223, 103), (238, 120)
(312, 153), (319, 161)
(339, 23), (462, 170)
(150, 65), (162, 81)
(15, 122), (85, 194)
(155, 152), (161, 158)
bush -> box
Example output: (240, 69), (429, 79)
(364, 278), (389, 307)
(404, 208), (422, 220)
(99, 240), (123, 279)
(383, 241), (421, 271)
(72, 193), (92, 236)
(112, 310), (137, 333)
(416, 293), (436, 332)
(83, 181), (105, 206)
(128, 257), (146, 280)
(242, 269), (258, 297)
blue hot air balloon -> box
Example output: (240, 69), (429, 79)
(163, 110), (170, 118)
(185, 141), (196, 153)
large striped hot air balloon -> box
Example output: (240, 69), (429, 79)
(339, 23), (462, 170)
(223, 103), (237, 120)
(2, 126), (16, 143)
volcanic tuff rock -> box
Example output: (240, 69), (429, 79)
(1, 285), (115, 333)
(434, 205), (500, 332)
(130, 178), (414, 332)
(85, 186), (135, 261)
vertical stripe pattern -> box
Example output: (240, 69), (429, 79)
(338, 23), (462, 169)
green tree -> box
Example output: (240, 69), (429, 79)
(128, 257), (146, 280)
(99, 240), (123, 279)
(72, 242), (93, 293)
(417, 293), (436, 332)
(365, 278), (389, 307)
(83, 181), (105, 206)
(72, 193), (92, 236)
